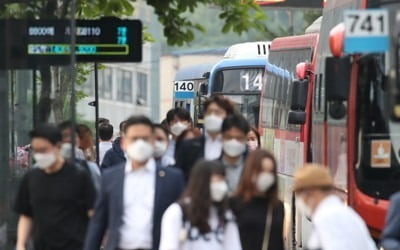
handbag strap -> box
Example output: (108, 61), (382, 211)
(262, 204), (273, 250)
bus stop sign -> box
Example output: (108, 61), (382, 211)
(0, 18), (142, 69)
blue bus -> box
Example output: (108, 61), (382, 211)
(205, 57), (267, 127)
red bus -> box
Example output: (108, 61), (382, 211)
(260, 0), (400, 246)
(260, 31), (319, 248)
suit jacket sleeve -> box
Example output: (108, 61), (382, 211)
(381, 193), (400, 250)
(84, 174), (109, 250)
(174, 140), (186, 173)
(100, 150), (112, 171)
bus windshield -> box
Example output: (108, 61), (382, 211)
(357, 54), (400, 200)
(223, 94), (260, 127)
(211, 68), (264, 93)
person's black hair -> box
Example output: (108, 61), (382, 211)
(58, 121), (81, 136)
(249, 127), (261, 148)
(99, 123), (114, 141)
(160, 119), (169, 132)
(154, 124), (169, 138)
(166, 108), (192, 125)
(204, 95), (235, 115)
(30, 124), (62, 145)
(123, 115), (154, 133)
(98, 117), (110, 125)
(119, 120), (127, 132)
(221, 113), (250, 134)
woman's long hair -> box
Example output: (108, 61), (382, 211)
(236, 149), (279, 204)
(180, 160), (228, 234)
(77, 124), (95, 162)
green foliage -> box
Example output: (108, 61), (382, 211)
(149, 0), (267, 46)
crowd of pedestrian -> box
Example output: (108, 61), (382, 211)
(13, 95), (400, 250)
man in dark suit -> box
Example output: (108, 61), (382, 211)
(175, 95), (235, 181)
(100, 120), (127, 171)
(84, 115), (184, 250)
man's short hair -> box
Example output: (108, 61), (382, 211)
(221, 114), (250, 134)
(98, 117), (110, 125)
(204, 95), (235, 115)
(123, 115), (154, 134)
(99, 123), (114, 141)
(166, 108), (192, 125)
(119, 120), (127, 132)
(30, 124), (62, 145)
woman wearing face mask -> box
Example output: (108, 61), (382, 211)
(231, 150), (284, 250)
(247, 127), (261, 152)
(159, 160), (242, 250)
(154, 124), (175, 167)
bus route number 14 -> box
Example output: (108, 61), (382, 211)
(174, 81), (194, 92)
(241, 70), (263, 91)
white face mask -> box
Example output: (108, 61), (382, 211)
(296, 196), (312, 218)
(223, 139), (246, 157)
(247, 140), (259, 151)
(210, 181), (228, 202)
(126, 139), (154, 163)
(34, 152), (57, 169)
(60, 143), (85, 160)
(256, 172), (275, 192)
(204, 114), (223, 133)
(154, 141), (168, 158)
(170, 122), (188, 137)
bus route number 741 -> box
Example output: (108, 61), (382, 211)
(344, 9), (389, 53)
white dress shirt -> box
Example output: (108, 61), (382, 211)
(159, 203), (242, 250)
(166, 139), (176, 159)
(99, 141), (112, 165)
(119, 158), (156, 249)
(204, 133), (223, 160)
(307, 195), (377, 250)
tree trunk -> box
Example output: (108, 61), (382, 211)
(37, 67), (52, 123)
(53, 67), (72, 123)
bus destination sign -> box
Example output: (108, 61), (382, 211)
(0, 18), (142, 69)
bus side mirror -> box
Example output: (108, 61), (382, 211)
(288, 111), (306, 125)
(325, 56), (351, 101)
(288, 79), (308, 125)
(290, 79), (308, 110)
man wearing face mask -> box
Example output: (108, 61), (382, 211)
(14, 124), (96, 250)
(293, 164), (376, 250)
(84, 115), (185, 250)
(154, 124), (175, 167)
(175, 96), (235, 181)
(165, 108), (192, 161)
(220, 114), (250, 192)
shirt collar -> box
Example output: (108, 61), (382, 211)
(125, 158), (156, 174)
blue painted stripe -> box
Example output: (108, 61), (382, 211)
(174, 91), (194, 99)
(344, 36), (389, 53)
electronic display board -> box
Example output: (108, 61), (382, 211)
(0, 18), (142, 69)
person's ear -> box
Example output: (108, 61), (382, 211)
(121, 137), (127, 151)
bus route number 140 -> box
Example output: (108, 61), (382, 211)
(174, 81), (194, 92)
